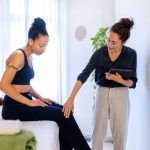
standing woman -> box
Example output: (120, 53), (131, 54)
(63, 18), (137, 150)
(0, 18), (91, 150)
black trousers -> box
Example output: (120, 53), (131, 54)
(2, 93), (91, 150)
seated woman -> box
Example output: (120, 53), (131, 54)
(0, 17), (90, 150)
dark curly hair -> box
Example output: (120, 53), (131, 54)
(28, 17), (49, 40)
(110, 18), (134, 42)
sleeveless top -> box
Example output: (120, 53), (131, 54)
(11, 49), (34, 85)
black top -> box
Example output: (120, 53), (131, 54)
(77, 46), (137, 88)
(11, 49), (34, 85)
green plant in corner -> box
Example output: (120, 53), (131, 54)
(90, 27), (109, 99)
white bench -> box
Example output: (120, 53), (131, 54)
(0, 106), (60, 150)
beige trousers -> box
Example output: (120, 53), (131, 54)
(92, 87), (130, 150)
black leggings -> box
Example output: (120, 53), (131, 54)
(2, 93), (91, 150)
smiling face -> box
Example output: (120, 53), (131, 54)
(106, 31), (124, 53)
(29, 34), (49, 55)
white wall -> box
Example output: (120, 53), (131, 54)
(115, 0), (150, 150)
(59, 0), (115, 136)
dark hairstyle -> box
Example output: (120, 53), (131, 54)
(110, 18), (134, 42)
(28, 17), (49, 40)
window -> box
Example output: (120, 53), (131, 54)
(0, 0), (60, 100)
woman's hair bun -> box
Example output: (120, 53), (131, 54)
(32, 17), (46, 29)
(28, 17), (48, 40)
(119, 18), (134, 29)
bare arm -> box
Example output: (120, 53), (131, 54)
(0, 51), (47, 107)
(29, 86), (42, 99)
(63, 80), (83, 118)
(67, 80), (83, 100)
(29, 86), (55, 105)
(0, 51), (31, 105)
(63, 51), (98, 118)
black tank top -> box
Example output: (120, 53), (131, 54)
(11, 49), (34, 85)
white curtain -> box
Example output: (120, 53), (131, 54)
(0, 0), (60, 100)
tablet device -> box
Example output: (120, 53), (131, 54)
(109, 68), (133, 79)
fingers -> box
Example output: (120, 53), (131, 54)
(116, 72), (121, 77)
(41, 102), (48, 107)
(50, 99), (58, 104)
(45, 101), (52, 105)
(38, 100), (48, 107)
(40, 99), (52, 105)
(63, 108), (72, 118)
(44, 99), (58, 104)
(62, 100), (74, 118)
(62, 105), (73, 118)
